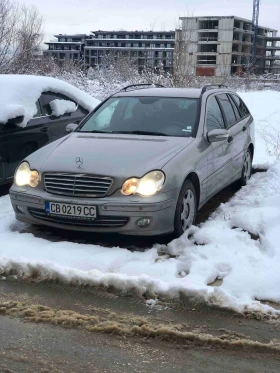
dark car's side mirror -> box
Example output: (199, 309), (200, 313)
(65, 123), (79, 134)
(6, 116), (25, 127)
(207, 129), (229, 143)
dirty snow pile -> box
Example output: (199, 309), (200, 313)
(0, 75), (100, 126)
(0, 90), (280, 316)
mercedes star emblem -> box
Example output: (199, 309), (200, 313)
(76, 157), (83, 169)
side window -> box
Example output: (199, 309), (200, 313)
(33, 100), (42, 118)
(206, 96), (225, 132)
(216, 94), (236, 128)
(40, 92), (77, 116)
(227, 94), (241, 122)
(230, 94), (250, 118)
(76, 105), (89, 117)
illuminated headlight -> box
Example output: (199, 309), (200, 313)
(121, 171), (165, 196)
(15, 162), (39, 188)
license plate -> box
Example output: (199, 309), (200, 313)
(46, 202), (96, 220)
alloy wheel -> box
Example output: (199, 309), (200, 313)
(243, 151), (252, 183)
(181, 189), (195, 231)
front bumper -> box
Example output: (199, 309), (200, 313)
(9, 186), (180, 236)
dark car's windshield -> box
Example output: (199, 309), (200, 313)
(79, 97), (198, 137)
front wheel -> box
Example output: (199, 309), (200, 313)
(174, 179), (197, 238)
(239, 149), (252, 186)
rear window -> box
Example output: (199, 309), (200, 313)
(79, 97), (199, 137)
(230, 94), (250, 118)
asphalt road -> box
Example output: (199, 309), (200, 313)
(0, 279), (280, 373)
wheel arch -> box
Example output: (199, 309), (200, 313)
(183, 172), (201, 209)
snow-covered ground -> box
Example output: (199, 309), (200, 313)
(1, 90), (280, 316)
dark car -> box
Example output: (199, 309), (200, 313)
(0, 74), (99, 184)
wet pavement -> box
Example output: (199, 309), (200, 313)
(0, 278), (280, 373)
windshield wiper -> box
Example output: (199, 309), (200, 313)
(89, 130), (113, 133)
(112, 130), (167, 136)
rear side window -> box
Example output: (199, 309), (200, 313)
(227, 94), (241, 122)
(205, 96), (225, 131)
(230, 94), (250, 118)
(40, 92), (88, 117)
(216, 94), (236, 128)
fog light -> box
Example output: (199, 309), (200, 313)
(137, 218), (151, 227)
(16, 205), (24, 214)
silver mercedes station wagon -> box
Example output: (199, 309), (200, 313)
(10, 84), (254, 237)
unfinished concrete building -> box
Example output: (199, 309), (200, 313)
(175, 16), (279, 77)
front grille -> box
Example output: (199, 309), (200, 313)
(29, 208), (129, 228)
(44, 173), (113, 197)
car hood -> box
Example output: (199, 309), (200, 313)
(37, 133), (194, 178)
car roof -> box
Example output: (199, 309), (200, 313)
(113, 87), (204, 99)
(0, 74), (100, 126)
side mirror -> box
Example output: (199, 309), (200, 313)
(65, 123), (79, 134)
(207, 129), (229, 143)
(6, 116), (25, 126)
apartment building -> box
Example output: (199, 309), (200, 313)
(84, 30), (175, 72)
(43, 34), (87, 61)
(43, 31), (175, 71)
(175, 16), (279, 77)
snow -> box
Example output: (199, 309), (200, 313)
(0, 89), (280, 316)
(0, 75), (100, 127)
(239, 91), (280, 169)
(49, 99), (77, 117)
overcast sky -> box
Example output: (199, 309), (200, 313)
(22, 0), (280, 42)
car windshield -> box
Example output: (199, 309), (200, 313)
(79, 96), (198, 137)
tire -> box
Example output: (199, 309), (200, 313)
(174, 179), (197, 238)
(239, 148), (252, 187)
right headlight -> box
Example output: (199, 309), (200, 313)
(121, 170), (165, 197)
(15, 162), (39, 188)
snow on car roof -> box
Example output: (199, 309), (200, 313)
(0, 74), (100, 127)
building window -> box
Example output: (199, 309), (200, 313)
(198, 20), (219, 30)
(198, 44), (217, 53)
(197, 55), (217, 65)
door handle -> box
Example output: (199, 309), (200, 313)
(242, 126), (247, 132)
(40, 126), (49, 133)
(228, 136), (233, 143)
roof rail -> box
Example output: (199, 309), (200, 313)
(201, 84), (229, 95)
(118, 83), (165, 92)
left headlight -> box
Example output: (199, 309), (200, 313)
(121, 170), (165, 197)
(15, 162), (39, 188)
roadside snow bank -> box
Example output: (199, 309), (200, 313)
(0, 75), (100, 126)
(1, 163), (280, 315)
(239, 91), (280, 168)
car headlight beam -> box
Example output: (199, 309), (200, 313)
(15, 162), (39, 188)
(121, 171), (165, 197)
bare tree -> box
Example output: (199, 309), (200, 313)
(0, 0), (44, 73)
(173, 16), (196, 87)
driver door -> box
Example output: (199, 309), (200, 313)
(205, 95), (233, 198)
